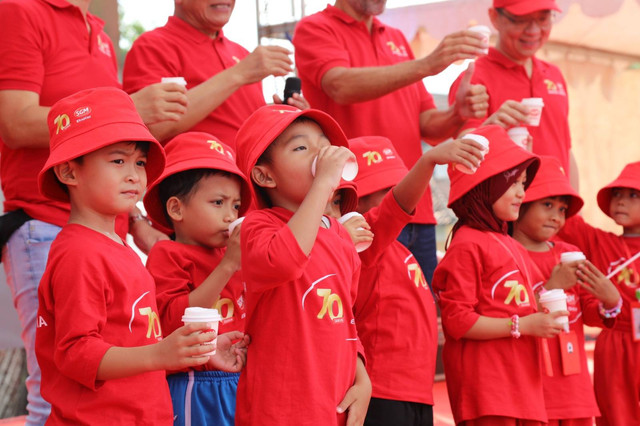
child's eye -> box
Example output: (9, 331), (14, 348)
(212, 200), (223, 206)
(234, 203), (241, 211)
(136, 160), (147, 167)
(612, 190), (621, 198)
(542, 202), (552, 208)
(630, 191), (639, 198)
(293, 145), (307, 152)
(559, 206), (568, 213)
(112, 159), (124, 164)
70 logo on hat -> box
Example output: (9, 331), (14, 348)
(363, 151), (382, 166)
(53, 114), (70, 134)
(208, 139), (234, 160)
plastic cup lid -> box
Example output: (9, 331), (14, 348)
(539, 288), (567, 302)
(560, 251), (586, 263)
(462, 133), (490, 150)
(507, 127), (529, 136)
(182, 307), (222, 322)
(161, 77), (187, 86)
(468, 25), (491, 35)
(521, 97), (544, 106)
(338, 211), (363, 224)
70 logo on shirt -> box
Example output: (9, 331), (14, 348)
(503, 280), (530, 306)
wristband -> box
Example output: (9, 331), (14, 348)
(598, 298), (622, 319)
(509, 314), (521, 339)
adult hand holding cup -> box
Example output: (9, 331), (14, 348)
(467, 25), (490, 55)
(521, 97), (544, 126)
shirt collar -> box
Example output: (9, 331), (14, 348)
(486, 47), (544, 71)
(324, 4), (386, 34)
(167, 16), (227, 44)
(42, 0), (75, 9)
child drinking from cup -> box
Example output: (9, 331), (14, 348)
(349, 135), (484, 426)
(143, 131), (253, 426)
(512, 156), (620, 425)
(432, 125), (567, 425)
(35, 88), (247, 424)
(557, 161), (640, 425)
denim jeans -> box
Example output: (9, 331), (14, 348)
(3, 220), (61, 426)
(397, 223), (437, 290)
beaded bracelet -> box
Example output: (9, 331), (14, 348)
(598, 298), (623, 319)
(509, 314), (521, 339)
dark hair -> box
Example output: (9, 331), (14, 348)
(158, 169), (235, 226)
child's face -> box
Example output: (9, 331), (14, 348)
(72, 141), (147, 215)
(260, 120), (331, 210)
(516, 197), (568, 243)
(356, 188), (390, 215)
(609, 188), (640, 229)
(174, 174), (242, 248)
(324, 190), (342, 219)
(492, 170), (527, 221)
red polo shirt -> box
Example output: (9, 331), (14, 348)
(0, 0), (119, 226)
(293, 5), (436, 224)
(123, 16), (265, 147)
(449, 47), (571, 174)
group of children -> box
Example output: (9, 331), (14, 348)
(33, 86), (639, 426)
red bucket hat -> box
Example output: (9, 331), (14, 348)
(350, 136), (408, 197)
(493, 0), (561, 15)
(39, 87), (165, 202)
(523, 156), (583, 218)
(235, 104), (349, 209)
(448, 125), (540, 207)
(144, 132), (253, 230)
(597, 162), (640, 217)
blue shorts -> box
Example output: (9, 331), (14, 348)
(168, 370), (239, 426)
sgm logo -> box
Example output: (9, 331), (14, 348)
(74, 106), (91, 118)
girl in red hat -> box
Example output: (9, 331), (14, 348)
(432, 125), (567, 425)
(512, 156), (619, 426)
(557, 161), (640, 426)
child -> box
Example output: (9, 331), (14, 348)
(234, 104), (371, 425)
(143, 131), (253, 426)
(512, 156), (620, 425)
(323, 181), (374, 250)
(432, 125), (568, 425)
(348, 135), (484, 426)
(34, 87), (247, 424)
(557, 161), (640, 426)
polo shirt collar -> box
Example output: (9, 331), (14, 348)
(487, 47), (544, 71)
(324, 4), (386, 33)
(42, 0), (75, 9)
(167, 15), (227, 44)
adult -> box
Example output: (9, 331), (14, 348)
(448, 0), (578, 188)
(0, 0), (185, 423)
(293, 0), (489, 286)
(123, 0), (306, 146)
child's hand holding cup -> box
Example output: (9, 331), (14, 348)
(311, 149), (359, 181)
(538, 289), (569, 332)
(182, 307), (222, 355)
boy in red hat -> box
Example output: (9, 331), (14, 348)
(323, 182), (374, 250)
(349, 135), (483, 426)
(432, 125), (568, 425)
(558, 161), (640, 425)
(234, 104), (370, 425)
(143, 131), (253, 426)
(512, 156), (620, 425)
(35, 87), (247, 425)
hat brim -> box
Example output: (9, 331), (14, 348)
(355, 166), (407, 198)
(144, 159), (253, 231)
(597, 176), (640, 218)
(502, 0), (561, 15)
(38, 121), (164, 203)
(524, 181), (584, 218)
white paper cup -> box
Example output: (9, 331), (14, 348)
(521, 98), (544, 126)
(338, 212), (371, 252)
(507, 127), (530, 150)
(182, 307), (222, 356)
(468, 25), (490, 54)
(228, 217), (245, 235)
(539, 289), (569, 331)
(454, 133), (489, 174)
(161, 76), (187, 86)
(560, 251), (586, 264)
(311, 151), (359, 181)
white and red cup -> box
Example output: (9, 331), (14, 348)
(181, 307), (222, 356)
(539, 289), (569, 332)
(468, 25), (491, 55)
(311, 151), (358, 181)
(507, 127), (530, 150)
(161, 76), (187, 87)
(560, 251), (586, 264)
(521, 97), (544, 126)
(454, 133), (489, 174)
(338, 212), (372, 253)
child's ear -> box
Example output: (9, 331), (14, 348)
(53, 161), (78, 188)
(166, 197), (184, 223)
(251, 165), (276, 189)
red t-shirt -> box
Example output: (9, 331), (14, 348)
(432, 226), (546, 423)
(293, 5), (436, 225)
(236, 207), (361, 426)
(35, 224), (172, 425)
(527, 240), (600, 420)
(449, 47), (571, 174)
(123, 16), (265, 147)
(0, 0), (119, 226)
(356, 191), (438, 405)
(146, 240), (246, 336)
(559, 215), (640, 333)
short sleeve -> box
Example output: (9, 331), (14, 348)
(123, 33), (181, 94)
